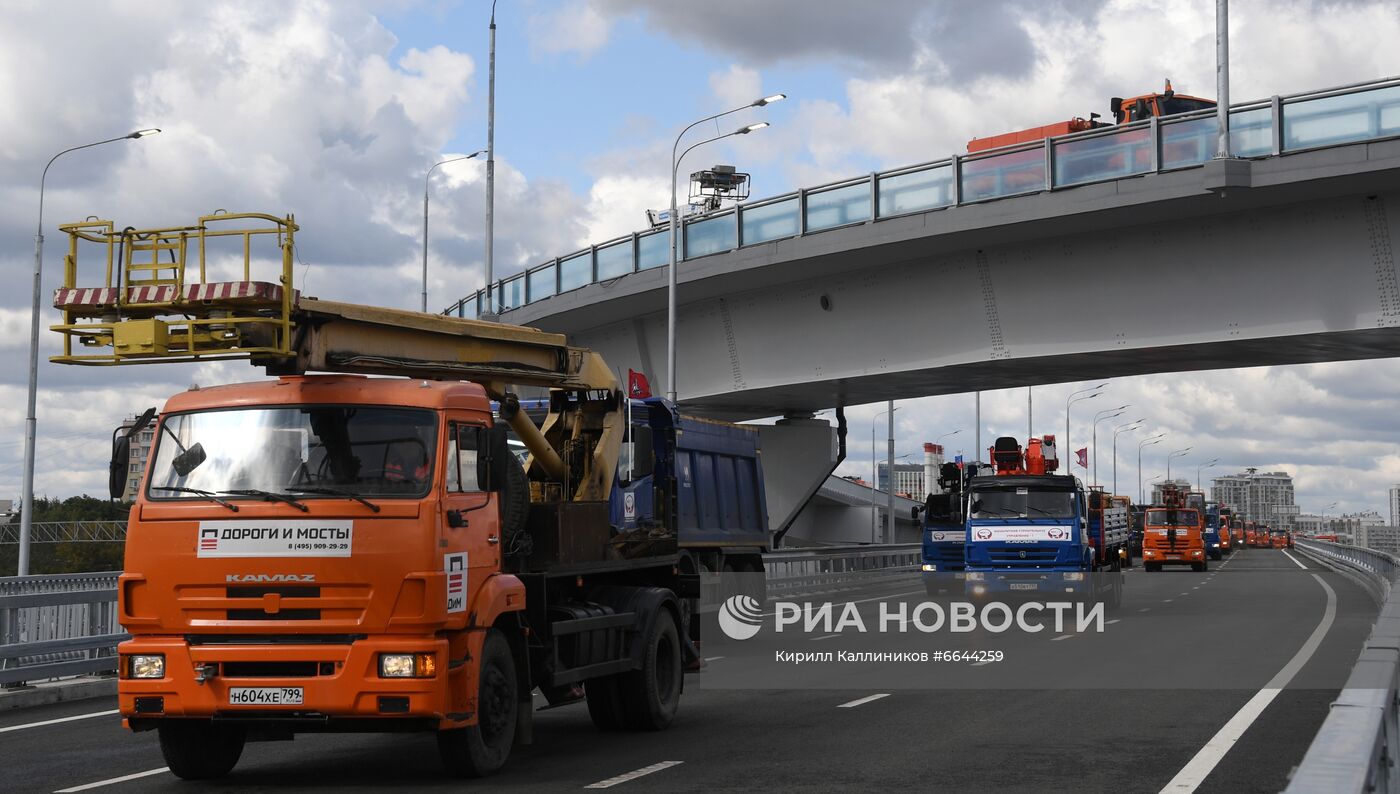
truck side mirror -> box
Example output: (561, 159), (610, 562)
(109, 434), (131, 499)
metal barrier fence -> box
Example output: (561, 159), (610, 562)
(0, 521), (128, 544)
(448, 74), (1400, 319)
(0, 571), (124, 687)
(1287, 539), (1400, 793)
(764, 543), (921, 599)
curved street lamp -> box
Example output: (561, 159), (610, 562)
(1195, 457), (1220, 493)
(1137, 434), (1164, 503)
(1166, 446), (1193, 482)
(1091, 405), (1128, 486)
(1064, 383), (1106, 477)
(20, 128), (161, 575)
(423, 150), (485, 313)
(668, 95), (783, 402)
(1111, 419), (1144, 495)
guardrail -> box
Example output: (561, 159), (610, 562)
(764, 543), (921, 599)
(1287, 539), (1400, 793)
(448, 74), (1400, 320)
(0, 571), (125, 687)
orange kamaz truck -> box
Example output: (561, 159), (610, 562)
(51, 213), (703, 780)
(1141, 483), (1207, 572)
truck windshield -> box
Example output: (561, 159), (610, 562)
(1146, 509), (1199, 527)
(970, 488), (1075, 519)
(146, 406), (438, 499)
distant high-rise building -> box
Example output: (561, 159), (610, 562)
(1389, 485), (1400, 528)
(1210, 470), (1297, 529)
(877, 462), (926, 498)
(117, 412), (159, 503)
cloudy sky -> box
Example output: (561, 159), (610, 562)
(1, 0), (1398, 516)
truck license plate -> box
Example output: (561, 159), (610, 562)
(228, 687), (303, 706)
(1009, 583), (1038, 591)
(1166, 554), (1181, 560)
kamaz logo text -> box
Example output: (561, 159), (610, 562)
(225, 574), (316, 583)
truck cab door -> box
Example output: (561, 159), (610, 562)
(441, 421), (498, 618)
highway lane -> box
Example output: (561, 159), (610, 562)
(0, 549), (1375, 793)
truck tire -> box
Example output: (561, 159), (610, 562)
(1144, 562), (1160, 572)
(438, 630), (517, 777)
(619, 609), (682, 731)
(158, 721), (245, 780)
(585, 674), (627, 731)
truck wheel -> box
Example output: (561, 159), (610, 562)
(158, 721), (245, 780)
(620, 609), (682, 731)
(585, 674), (627, 731)
(1144, 562), (1160, 572)
(438, 630), (517, 777)
(1191, 562), (1205, 573)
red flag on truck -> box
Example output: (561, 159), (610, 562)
(627, 369), (652, 399)
(1075, 447), (1088, 469)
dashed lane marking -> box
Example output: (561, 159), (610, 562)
(55, 768), (169, 793)
(1050, 634), (1075, 642)
(1281, 550), (1309, 570)
(0, 709), (118, 734)
(837, 693), (890, 708)
(703, 656), (725, 662)
(810, 634), (840, 641)
(585, 761), (684, 789)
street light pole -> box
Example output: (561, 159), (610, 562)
(1091, 405), (1128, 487)
(1111, 419), (1144, 495)
(1065, 383), (1106, 478)
(667, 95), (783, 403)
(1137, 434), (1164, 504)
(871, 405), (898, 542)
(1195, 457), (1220, 492)
(422, 151), (484, 313)
(20, 128), (161, 576)
(1167, 446), (1193, 482)
(484, 0), (498, 317)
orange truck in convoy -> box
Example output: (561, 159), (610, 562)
(51, 213), (701, 780)
(1141, 483), (1208, 572)
(1251, 522), (1275, 548)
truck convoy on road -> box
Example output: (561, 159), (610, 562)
(50, 211), (775, 780)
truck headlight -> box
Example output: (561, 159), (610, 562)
(1062, 573), (1085, 581)
(1211, 543), (1219, 548)
(964, 572), (985, 581)
(1191, 550), (1203, 556)
(127, 654), (165, 679)
(921, 564), (938, 572)
(379, 653), (436, 678)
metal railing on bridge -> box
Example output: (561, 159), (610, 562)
(0, 571), (124, 687)
(447, 74), (1400, 319)
(1287, 538), (1400, 793)
(0, 521), (128, 544)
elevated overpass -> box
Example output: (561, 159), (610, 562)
(449, 76), (1400, 420)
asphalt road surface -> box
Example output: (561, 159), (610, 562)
(0, 548), (1376, 793)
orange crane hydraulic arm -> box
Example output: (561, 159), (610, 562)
(49, 212), (620, 502)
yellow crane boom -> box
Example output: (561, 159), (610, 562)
(49, 211), (620, 501)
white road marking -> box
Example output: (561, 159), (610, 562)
(837, 693), (890, 708)
(1281, 550), (1308, 570)
(1179, 592), (1190, 596)
(703, 656), (725, 662)
(1139, 608), (1151, 612)
(0, 709), (119, 734)
(1159, 574), (1338, 794)
(55, 767), (168, 792)
(1106, 619), (1121, 625)
(1163, 599), (1174, 603)
(971, 660), (995, 667)
(1050, 634), (1075, 642)
(810, 633), (840, 641)
(585, 761), (684, 789)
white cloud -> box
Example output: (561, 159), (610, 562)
(527, 3), (613, 59)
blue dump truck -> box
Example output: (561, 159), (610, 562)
(915, 460), (983, 596)
(963, 436), (1123, 607)
(520, 397), (771, 634)
(1202, 501), (1225, 560)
